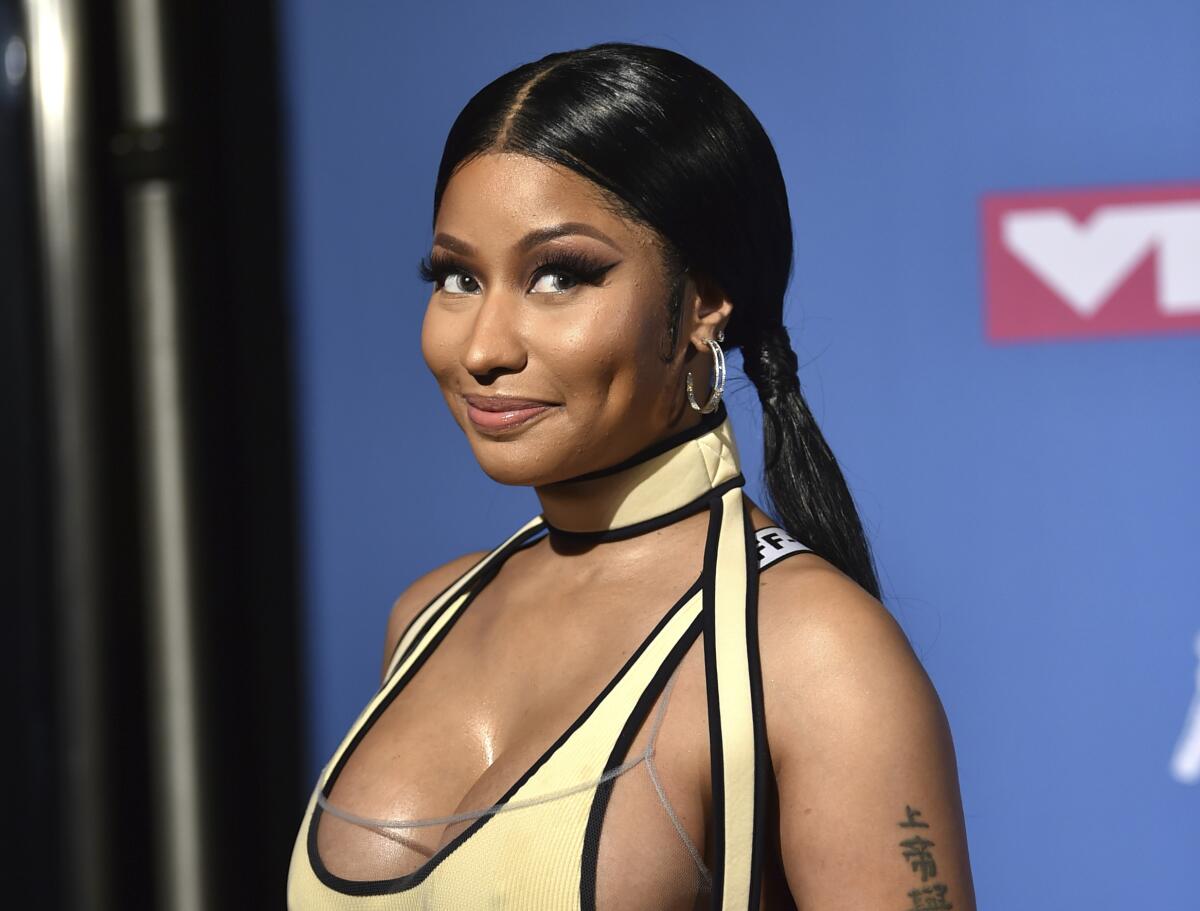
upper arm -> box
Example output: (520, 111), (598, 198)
(757, 562), (977, 910)
(379, 550), (489, 683)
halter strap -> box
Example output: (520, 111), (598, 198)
(537, 402), (745, 542)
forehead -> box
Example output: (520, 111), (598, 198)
(435, 152), (659, 253)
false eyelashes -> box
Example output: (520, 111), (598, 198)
(416, 249), (618, 292)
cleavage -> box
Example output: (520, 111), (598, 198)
(322, 532), (704, 861)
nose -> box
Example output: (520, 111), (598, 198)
(460, 288), (527, 380)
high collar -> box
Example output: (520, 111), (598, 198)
(536, 403), (746, 543)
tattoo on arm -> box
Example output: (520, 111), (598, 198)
(897, 804), (954, 910)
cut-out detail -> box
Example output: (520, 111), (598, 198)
(644, 667), (713, 889)
(316, 663), (709, 893)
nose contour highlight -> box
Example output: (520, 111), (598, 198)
(460, 289), (527, 379)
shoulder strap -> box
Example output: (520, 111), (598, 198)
(381, 515), (546, 685)
(707, 507), (814, 908)
(705, 487), (760, 909)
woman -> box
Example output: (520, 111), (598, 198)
(288, 42), (976, 910)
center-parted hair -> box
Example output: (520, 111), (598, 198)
(427, 42), (881, 601)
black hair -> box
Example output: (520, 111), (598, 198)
(427, 42), (881, 601)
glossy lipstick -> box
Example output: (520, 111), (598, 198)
(464, 394), (557, 433)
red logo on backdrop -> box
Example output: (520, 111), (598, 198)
(982, 183), (1200, 341)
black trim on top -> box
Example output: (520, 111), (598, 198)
(380, 521), (547, 689)
(543, 474), (746, 545)
(700, 498), (726, 908)
(579, 608), (705, 911)
(555, 402), (729, 485)
(379, 558), (490, 690)
(320, 520), (542, 798)
(742, 507), (768, 910)
(308, 570), (707, 896)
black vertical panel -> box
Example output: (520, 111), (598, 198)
(98, 0), (308, 902)
(0, 2), (59, 903)
(86, 2), (155, 905)
(9, 0), (307, 906)
(159, 1), (308, 905)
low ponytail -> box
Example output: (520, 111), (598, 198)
(741, 324), (882, 600)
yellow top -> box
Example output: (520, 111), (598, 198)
(287, 405), (812, 909)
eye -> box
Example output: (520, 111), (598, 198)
(417, 254), (481, 295)
(529, 270), (580, 294)
(527, 251), (618, 295)
(443, 271), (480, 294)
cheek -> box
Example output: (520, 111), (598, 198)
(538, 293), (665, 402)
(420, 299), (457, 380)
(538, 312), (617, 397)
(550, 318), (621, 379)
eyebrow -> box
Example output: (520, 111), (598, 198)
(432, 222), (622, 256)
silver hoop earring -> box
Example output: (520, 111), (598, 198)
(686, 329), (726, 414)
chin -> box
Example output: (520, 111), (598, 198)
(466, 440), (560, 487)
(453, 401), (588, 487)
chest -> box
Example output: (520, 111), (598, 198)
(308, 544), (717, 907)
(292, 511), (803, 910)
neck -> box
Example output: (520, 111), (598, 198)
(535, 403), (745, 543)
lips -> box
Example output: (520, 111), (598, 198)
(463, 394), (559, 433)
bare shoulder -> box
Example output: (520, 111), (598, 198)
(755, 553), (939, 773)
(756, 551), (916, 677)
(754, 551), (976, 907)
(745, 502), (923, 716)
(379, 549), (490, 681)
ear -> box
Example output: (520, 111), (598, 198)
(683, 271), (734, 353)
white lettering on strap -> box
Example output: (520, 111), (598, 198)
(755, 525), (811, 570)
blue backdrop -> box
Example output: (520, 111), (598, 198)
(279, 1), (1200, 904)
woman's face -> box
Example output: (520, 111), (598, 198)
(421, 152), (729, 487)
